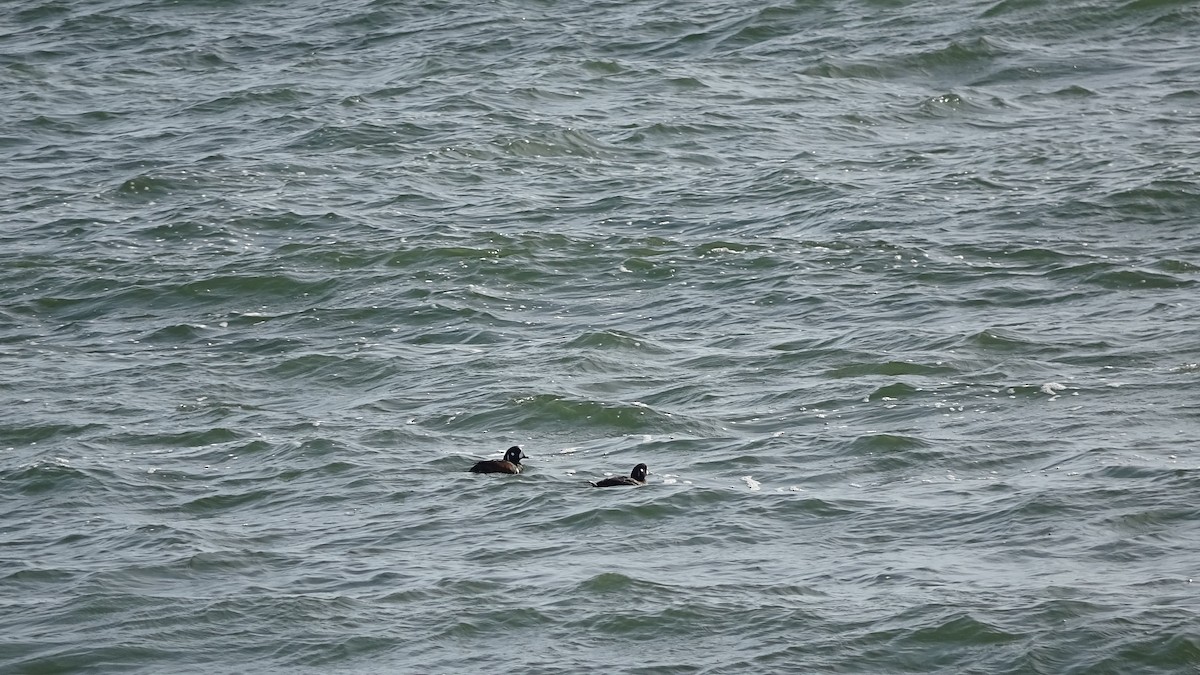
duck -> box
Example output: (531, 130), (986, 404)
(469, 446), (527, 474)
(590, 463), (647, 487)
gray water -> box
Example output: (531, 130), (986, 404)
(2, 0), (1199, 672)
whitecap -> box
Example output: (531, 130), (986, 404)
(1040, 382), (1066, 395)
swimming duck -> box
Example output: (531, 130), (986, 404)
(590, 463), (647, 487)
(469, 446), (527, 474)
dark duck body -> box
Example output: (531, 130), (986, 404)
(590, 463), (648, 487)
(469, 446), (527, 474)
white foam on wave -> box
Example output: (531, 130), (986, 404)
(1040, 382), (1066, 395)
(1040, 382), (1069, 401)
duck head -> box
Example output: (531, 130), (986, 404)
(631, 463), (648, 482)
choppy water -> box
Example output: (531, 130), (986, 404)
(3, 0), (1199, 672)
